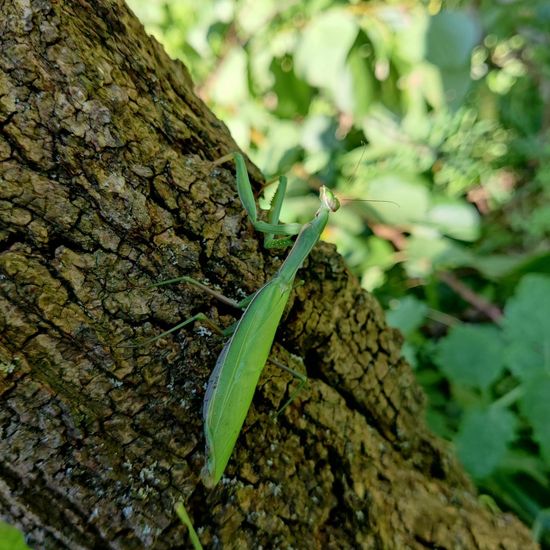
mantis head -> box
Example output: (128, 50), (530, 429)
(320, 186), (340, 212)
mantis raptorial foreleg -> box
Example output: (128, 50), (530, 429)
(215, 153), (302, 248)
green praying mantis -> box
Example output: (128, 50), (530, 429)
(148, 152), (341, 547)
(200, 152), (340, 487)
(153, 152), (341, 488)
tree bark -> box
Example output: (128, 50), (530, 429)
(0, 1), (537, 549)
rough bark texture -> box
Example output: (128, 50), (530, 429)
(0, 1), (538, 549)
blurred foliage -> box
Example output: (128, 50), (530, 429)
(129, 0), (550, 544)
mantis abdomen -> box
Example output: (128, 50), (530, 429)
(201, 276), (293, 487)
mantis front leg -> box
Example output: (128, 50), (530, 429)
(215, 153), (302, 248)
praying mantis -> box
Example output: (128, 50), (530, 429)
(199, 152), (340, 487)
(157, 152), (340, 546)
(163, 152), (341, 486)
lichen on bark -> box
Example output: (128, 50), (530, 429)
(0, 1), (538, 549)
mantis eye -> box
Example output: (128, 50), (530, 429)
(320, 186), (340, 212)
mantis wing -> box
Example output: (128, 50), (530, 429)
(201, 277), (293, 487)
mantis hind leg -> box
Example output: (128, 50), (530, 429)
(268, 357), (308, 416)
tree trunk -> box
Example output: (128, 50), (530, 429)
(0, 1), (537, 549)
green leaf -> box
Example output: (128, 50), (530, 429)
(499, 449), (550, 487)
(455, 407), (517, 479)
(403, 235), (472, 278)
(519, 373), (550, 466)
(346, 44), (375, 118)
(425, 10), (480, 106)
(386, 296), (428, 336)
(426, 200), (480, 241)
(426, 10), (480, 69)
(393, 7), (429, 64)
(300, 115), (337, 157)
(473, 253), (539, 281)
(400, 341), (418, 370)
(210, 47), (248, 105)
(253, 121), (302, 176)
(270, 57), (314, 118)
(439, 68), (473, 108)
(0, 521), (31, 550)
(435, 324), (505, 390)
(502, 274), (550, 381)
(237, 0), (277, 35)
(294, 10), (358, 89)
(529, 204), (550, 238)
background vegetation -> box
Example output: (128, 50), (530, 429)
(125, 0), (550, 545)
